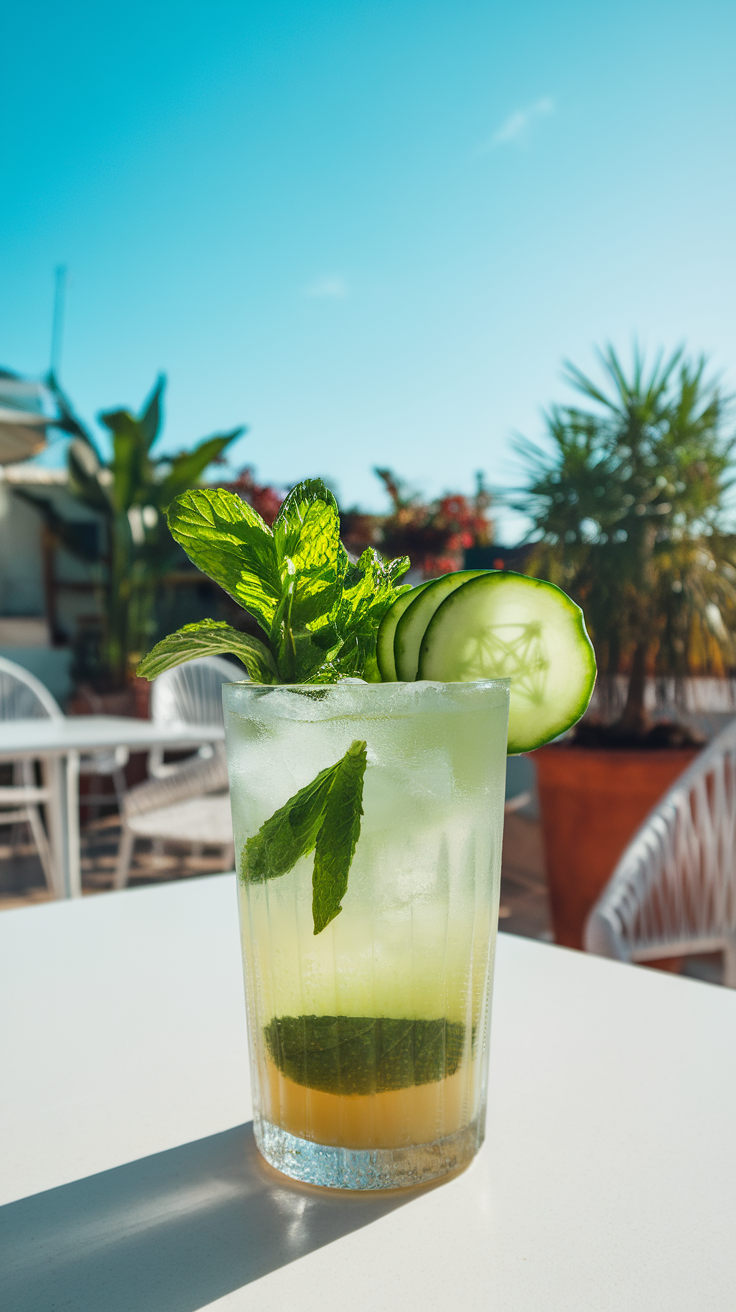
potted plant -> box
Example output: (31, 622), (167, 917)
(21, 374), (244, 709)
(514, 345), (736, 947)
(372, 469), (493, 578)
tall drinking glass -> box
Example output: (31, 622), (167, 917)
(223, 679), (510, 1190)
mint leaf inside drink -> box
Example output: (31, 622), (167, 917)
(312, 739), (366, 934)
(264, 1014), (468, 1096)
(241, 756), (343, 885)
(241, 738), (367, 934)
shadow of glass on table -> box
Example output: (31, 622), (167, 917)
(0, 1123), (420, 1312)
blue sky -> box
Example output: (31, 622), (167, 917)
(2, 0), (735, 539)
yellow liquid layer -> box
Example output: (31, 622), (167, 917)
(261, 1055), (473, 1149)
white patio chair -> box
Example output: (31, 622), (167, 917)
(113, 744), (234, 889)
(0, 660), (57, 889)
(147, 655), (244, 779)
(584, 720), (736, 986)
(0, 655), (129, 880)
(0, 655), (61, 889)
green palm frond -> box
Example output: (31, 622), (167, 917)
(513, 344), (736, 716)
(26, 375), (245, 688)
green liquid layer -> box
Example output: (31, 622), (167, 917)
(263, 1014), (467, 1096)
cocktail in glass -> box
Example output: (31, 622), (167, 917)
(223, 678), (510, 1190)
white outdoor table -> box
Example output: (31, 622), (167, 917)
(1, 874), (735, 1311)
(0, 716), (224, 899)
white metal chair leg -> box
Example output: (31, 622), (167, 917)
(66, 751), (82, 898)
(723, 938), (736, 989)
(114, 827), (135, 891)
(43, 757), (65, 899)
(9, 818), (25, 854)
(25, 805), (56, 893)
(112, 767), (128, 813)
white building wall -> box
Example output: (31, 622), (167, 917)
(0, 471), (47, 614)
(0, 466), (103, 637)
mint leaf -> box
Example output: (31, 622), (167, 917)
(137, 619), (278, 683)
(263, 1015), (467, 1095)
(307, 549), (411, 683)
(167, 489), (281, 635)
(239, 738), (368, 934)
(270, 480), (349, 680)
(273, 480), (344, 583)
(241, 759), (338, 883)
(270, 486), (410, 685)
(312, 739), (366, 934)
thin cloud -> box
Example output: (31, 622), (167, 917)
(479, 97), (555, 152)
(303, 276), (349, 300)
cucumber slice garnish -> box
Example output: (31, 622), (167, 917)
(376, 582), (430, 681)
(393, 569), (486, 682)
(417, 571), (596, 753)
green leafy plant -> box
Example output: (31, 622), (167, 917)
(138, 479), (410, 685)
(373, 469), (493, 578)
(514, 345), (736, 741)
(21, 373), (243, 689)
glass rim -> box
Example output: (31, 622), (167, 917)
(222, 678), (512, 691)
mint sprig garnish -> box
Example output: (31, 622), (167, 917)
(137, 479), (410, 684)
(241, 740), (367, 935)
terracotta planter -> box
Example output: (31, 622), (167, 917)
(534, 745), (698, 950)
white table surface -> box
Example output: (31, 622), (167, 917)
(0, 715), (225, 760)
(0, 717), (225, 898)
(1, 874), (735, 1312)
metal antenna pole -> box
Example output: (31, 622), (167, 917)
(50, 264), (68, 379)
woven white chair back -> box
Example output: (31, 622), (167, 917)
(123, 744), (229, 819)
(0, 654), (63, 721)
(150, 655), (243, 728)
(584, 719), (736, 985)
(147, 655), (243, 777)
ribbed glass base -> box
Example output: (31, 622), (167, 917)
(254, 1113), (484, 1190)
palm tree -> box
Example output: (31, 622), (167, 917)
(514, 345), (736, 741)
(22, 374), (244, 689)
